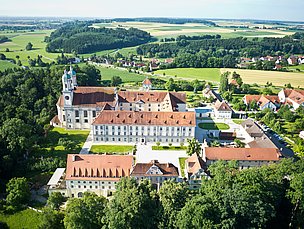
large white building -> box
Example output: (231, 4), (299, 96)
(52, 68), (189, 130)
(48, 154), (134, 198)
(92, 110), (196, 144)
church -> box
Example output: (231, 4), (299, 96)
(51, 67), (196, 143)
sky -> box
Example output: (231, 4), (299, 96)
(0, 0), (303, 22)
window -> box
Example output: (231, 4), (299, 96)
(84, 110), (88, 117)
(84, 186), (86, 188)
(76, 119), (79, 123)
(75, 110), (79, 117)
(71, 185), (74, 188)
(95, 186), (98, 189)
(92, 111), (96, 117)
(78, 185), (81, 188)
(63, 115), (66, 121)
(102, 186), (104, 189)
(84, 119), (88, 123)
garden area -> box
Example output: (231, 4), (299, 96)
(90, 145), (135, 154)
(179, 157), (187, 177)
(198, 122), (230, 130)
(152, 146), (187, 151)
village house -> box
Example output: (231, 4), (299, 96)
(214, 100), (233, 119)
(92, 110), (196, 144)
(202, 85), (222, 102)
(288, 55), (298, 65)
(48, 154), (134, 198)
(243, 95), (280, 111)
(278, 89), (304, 110)
(130, 160), (179, 190)
(185, 154), (209, 190)
(202, 147), (281, 169)
(142, 78), (152, 91)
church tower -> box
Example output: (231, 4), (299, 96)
(62, 69), (74, 107)
(69, 65), (77, 88)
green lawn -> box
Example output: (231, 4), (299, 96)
(155, 68), (221, 82)
(0, 209), (43, 229)
(90, 145), (134, 154)
(35, 127), (90, 159)
(232, 119), (244, 125)
(288, 65), (304, 71)
(96, 66), (146, 83)
(198, 122), (230, 130)
(179, 157), (187, 178)
(0, 60), (19, 71)
(152, 146), (187, 150)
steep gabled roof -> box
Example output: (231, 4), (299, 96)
(131, 160), (179, 177)
(214, 100), (233, 112)
(65, 154), (133, 181)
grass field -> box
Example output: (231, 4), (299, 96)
(0, 30), (72, 66)
(221, 68), (304, 88)
(288, 65), (304, 71)
(198, 122), (230, 130)
(232, 119), (244, 125)
(152, 146), (187, 150)
(0, 60), (19, 71)
(0, 209), (43, 229)
(179, 157), (187, 177)
(96, 66), (146, 83)
(155, 68), (221, 82)
(90, 145), (134, 154)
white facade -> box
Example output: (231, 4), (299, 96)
(93, 125), (195, 144)
(214, 109), (232, 119)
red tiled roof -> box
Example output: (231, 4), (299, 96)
(244, 95), (280, 107)
(186, 154), (204, 174)
(92, 110), (196, 126)
(65, 154), (133, 181)
(131, 160), (179, 177)
(142, 78), (152, 85)
(285, 89), (304, 105)
(214, 100), (233, 112)
(205, 147), (281, 161)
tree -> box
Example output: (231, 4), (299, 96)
(39, 207), (64, 229)
(219, 72), (229, 93)
(6, 177), (30, 209)
(159, 180), (189, 228)
(111, 75), (122, 86)
(288, 172), (304, 228)
(47, 192), (65, 210)
(105, 178), (159, 229)
(58, 138), (75, 151)
(26, 42), (33, 51)
(0, 53), (6, 60)
(64, 192), (107, 229)
(234, 139), (245, 148)
(186, 138), (201, 156)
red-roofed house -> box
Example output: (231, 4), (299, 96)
(214, 100), (233, 119)
(243, 95), (280, 111)
(131, 160), (179, 190)
(278, 89), (304, 110)
(203, 147), (281, 169)
(142, 78), (152, 91)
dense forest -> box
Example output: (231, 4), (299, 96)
(136, 33), (304, 68)
(45, 21), (153, 54)
(111, 17), (217, 26)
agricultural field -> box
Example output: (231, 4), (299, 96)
(155, 68), (221, 82)
(96, 65), (146, 83)
(221, 68), (304, 88)
(0, 30), (71, 66)
(93, 21), (295, 39)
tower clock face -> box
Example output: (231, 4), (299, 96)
(65, 96), (70, 100)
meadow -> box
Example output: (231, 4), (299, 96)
(155, 68), (221, 82)
(221, 68), (304, 88)
(96, 65), (146, 83)
(0, 60), (20, 71)
(0, 30), (71, 66)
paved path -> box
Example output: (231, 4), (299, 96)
(80, 130), (93, 154)
(136, 144), (188, 177)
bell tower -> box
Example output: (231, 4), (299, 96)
(62, 69), (73, 107)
